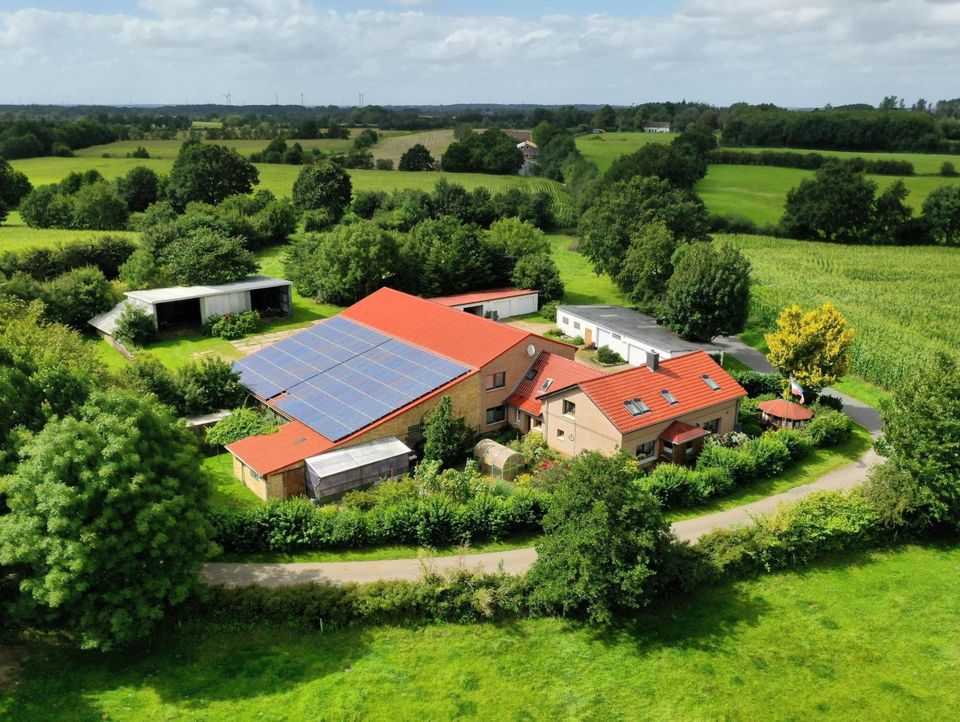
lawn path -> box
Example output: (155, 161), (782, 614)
(203, 336), (885, 588)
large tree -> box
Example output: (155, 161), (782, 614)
(422, 396), (474, 467)
(0, 391), (214, 650)
(922, 184), (960, 246)
(604, 143), (708, 190)
(764, 302), (854, 390)
(781, 163), (877, 243)
(511, 253), (564, 304)
(166, 141), (259, 210)
(615, 221), (678, 307)
(291, 160), (353, 221)
(528, 452), (674, 624)
(662, 242), (752, 341)
(115, 166), (160, 213)
(162, 228), (257, 286)
(398, 143), (435, 171)
(577, 176), (710, 280)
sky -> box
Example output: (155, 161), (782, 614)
(1, 0), (959, 107)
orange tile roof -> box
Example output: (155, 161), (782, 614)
(758, 399), (814, 421)
(659, 420), (710, 445)
(428, 287), (537, 307)
(342, 287), (555, 369)
(226, 420), (334, 477)
(573, 351), (747, 435)
(507, 352), (605, 416)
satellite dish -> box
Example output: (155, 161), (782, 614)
(526, 344), (536, 357)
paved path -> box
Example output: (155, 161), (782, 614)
(203, 339), (885, 589)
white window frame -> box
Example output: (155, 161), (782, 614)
(562, 399), (576, 418)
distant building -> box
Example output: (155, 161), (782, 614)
(591, 128), (606, 134)
(516, 140), (538, 160)
(643, 121), (672, 133)
(429, 288), (539, 320)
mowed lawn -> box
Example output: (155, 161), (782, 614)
(576, 131), (678, 172)
(723, 233), (960, 389)
(3, 543), (959, 720)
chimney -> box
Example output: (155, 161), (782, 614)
(647, 351), (660, 372)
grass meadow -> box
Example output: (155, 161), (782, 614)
(3, 543), (958, 720)
(720, 145), (960, 175)
(575, 131), (678, 172)
(0, 211), (138, 253)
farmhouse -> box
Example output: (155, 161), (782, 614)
(556, 304), (723, 366)
(226, 287), (575, 500)
(89, 276), (292, 341)
(643, 121), (672, 133)
(516, 140), (538, 160)
(429, 287), (539, 320)
(535, 351), (746, 465)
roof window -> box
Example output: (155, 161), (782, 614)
(624, 398), (651, 416)
(540, 378), (554, 393)
(661, 389), (679, 405)
(701, 374), (721, 391)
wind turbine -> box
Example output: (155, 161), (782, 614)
(222, 91), (232, 106)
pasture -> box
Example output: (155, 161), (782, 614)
(3, 543), (958, 720)
(0, 212), (138, 254)
(723, 233), (960, 389)
(575, 131), (678, 172)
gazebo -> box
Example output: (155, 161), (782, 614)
(757, 399), (814, 430)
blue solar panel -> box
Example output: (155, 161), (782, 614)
(236, 316), (470, 441)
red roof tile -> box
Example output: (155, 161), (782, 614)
(342, 287), (559, 368)
(507, 352), (605, 416)
(226, 420), (333, 477)
(573, 351), (747, 435)
(659, 420), (710, 444)
(758, 399), (814, 421)
(429, 287), (537, 307)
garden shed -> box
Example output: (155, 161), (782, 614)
(474, 438), (524, 480)
(304, 436), (415, 500)
(758, 399), (814, 430)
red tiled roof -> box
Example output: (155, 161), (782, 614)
(428, 287), (537, 307)
(226, 420), (333, 477)
(573, 351), (747, 435)
(758, 399), (814, 421)
(659, 420), (710, 445)
(342, 287), (560, 369)
(507, 352), (605, 416)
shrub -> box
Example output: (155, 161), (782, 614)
(596, 345), (626, 365)
(42, 266), (117, 329)
(804, 409), (854, 446)
(422, 396), (475, 467)
(206, 408), (278, 446)
(539, 302), (557, 321)
(941, 161), (958, 177)
(374, 158), (394, 171)
(175, 357), (248, 416)
(114, 303), (156, 347)
(570, 335), (584, 346)
(730, 369), (784, 397)
(302, 208), (335, 233)
(202, 310), (261, 340)
(162, 229), (257, 286)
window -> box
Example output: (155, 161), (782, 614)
(701, 374), (721, 391)
(573, 321), (581, 330)
(562, 316), (569, 324)
(636, 440), (655, 460)
(623, 398), (651, 416)
(661, 442), (674, 456)
(485, 405), (506, 425)
(562, 399), (576, 418)
(556, 428), (565, 440)
(661, 389), (679, 405)
(407, 424), (425, 444)
(612, 333), (621, 340)
(524, 368), (537, 381)
(539, 377), (554, 393)
(703, 418), (720, 434)
(485, 371), (506, 390)
(685, 444), (696, 458)
(516, 408), (523, 423)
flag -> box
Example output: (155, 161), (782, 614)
(789, 376), (805, 405)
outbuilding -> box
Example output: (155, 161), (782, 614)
(304, 437), (415, 500)
(474, 438), (524, 480)
(555, 304), (723, 366)
(757, 399), (814, 430)
(430, 288), (539, 320)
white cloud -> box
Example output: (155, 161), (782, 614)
(0, 1), (958, 105)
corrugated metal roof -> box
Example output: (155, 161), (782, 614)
(125, 276), (291, 305)
(429, 287), (537, 308)
(89, 299), (138, 335)
(305, 437), (412, 478)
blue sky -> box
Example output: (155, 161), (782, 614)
(1, 1), (958, 107)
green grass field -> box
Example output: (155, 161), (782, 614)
(0, 211), (139, 254)
(723, 233), (960, 389)
(575, 131), (678, 172)
(4, 543), (958, 720)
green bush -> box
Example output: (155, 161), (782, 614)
(205, 408), (278, 446)
(202, 310), (261, 340)
(114, 303), (156, 347)
(596, 345), (626, 365)
(941, 161), (958, 178)
(805, 409), (854, 445)
(175, 357), (248, 416)
(730, 370), (784, 397)
(539, 302), (557, 321)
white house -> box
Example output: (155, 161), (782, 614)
(429, 288), (539, 320)
(643, 122), (672, 133)
(90, 276), (292, 339)
(555, 304), (723, 366)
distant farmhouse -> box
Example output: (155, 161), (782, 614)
(556, 305), (723, 367)
(643, 121), (672, 133)
(516, 140), (538, 160)
(224, 290), (744, 500)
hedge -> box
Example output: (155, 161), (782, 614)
(211, 489), (551, 554)
(708, 149), (914, 176)
(0, 234), (136, 281)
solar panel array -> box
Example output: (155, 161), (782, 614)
(234, 316), (469, 442)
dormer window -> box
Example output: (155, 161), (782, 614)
(540, 378), (554, 393)
(624, 398), (651, 417)
(661, 389), (679, 405)
(701, 374), (720, 391)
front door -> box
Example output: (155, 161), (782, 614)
(584, 328), (593, 346)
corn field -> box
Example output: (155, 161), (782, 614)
(722, 234), (960, 390)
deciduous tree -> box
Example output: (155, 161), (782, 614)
(166, 141), (259, 210)
(291, 160), (352, 221)
(398, 143), (435, 171)
(764, 303), (854, 390)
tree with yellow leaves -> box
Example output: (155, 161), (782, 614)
(765, 303), (854, 391)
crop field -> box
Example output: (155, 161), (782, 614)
(696, 165), (960, 225)
(722, 233), (960, 389)
(575, 131), (678, 172)
(74, 137), (356, 159)
(370, 129), (455, 165)
(3, 543), (958, 720)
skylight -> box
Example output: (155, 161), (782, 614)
(525, 368), (537, 381)
(624, 398), (651, 416)
(540, 378), (554, 392)
(660, 389), (679, 405)
(701, 374), (721, 391)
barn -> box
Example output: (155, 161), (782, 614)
(429, 288), (539, 320)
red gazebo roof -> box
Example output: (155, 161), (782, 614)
(758, 399), (814, 421)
